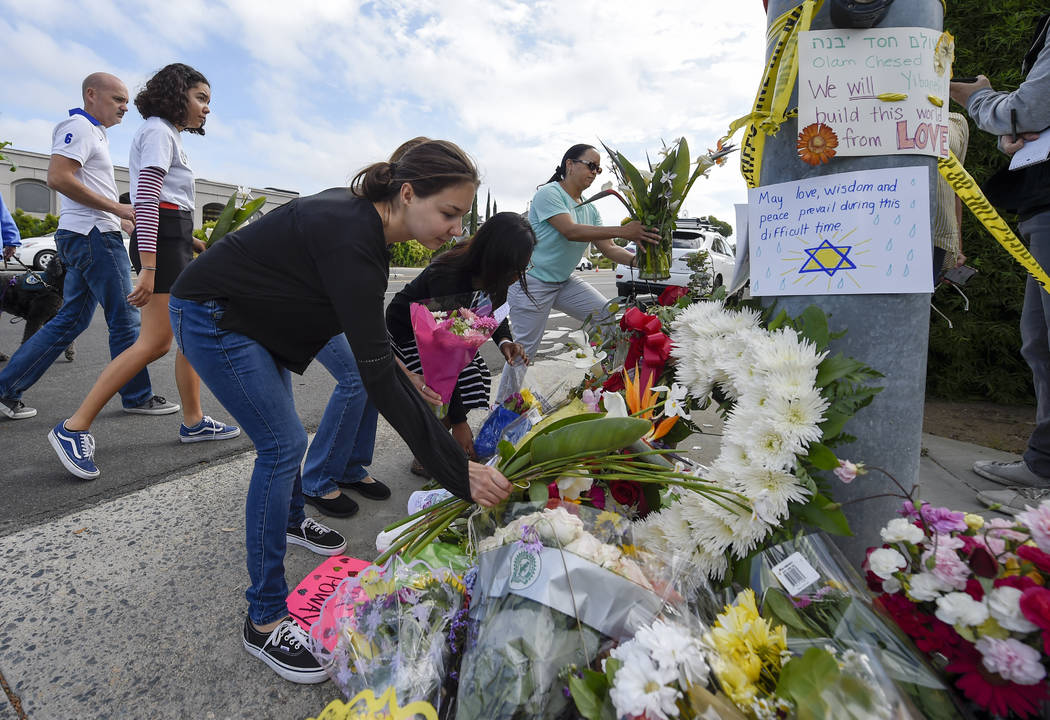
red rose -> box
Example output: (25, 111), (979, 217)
(1018, 545), (1050, 573)
(657, 285), (689, 306)
(609, 480), (643, 508)
(602, 373), (625, 393)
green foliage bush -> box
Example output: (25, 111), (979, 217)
(927, 3), (1045, 404)
(13, 209), (58, 239)
(390, 239), (445, 267)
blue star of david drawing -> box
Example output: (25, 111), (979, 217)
(799, 239), (856, 276)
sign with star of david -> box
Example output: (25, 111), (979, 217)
(747, 166), (932, 296)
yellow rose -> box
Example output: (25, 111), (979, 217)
(965, 513), (985, 530)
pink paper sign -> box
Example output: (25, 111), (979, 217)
(287, 554), (369, 631)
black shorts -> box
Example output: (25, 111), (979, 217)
(130, 208), (194, 294)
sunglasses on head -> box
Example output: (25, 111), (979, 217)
(570, 158), (602, 174)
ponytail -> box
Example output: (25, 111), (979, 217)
(544, 143), (596, 186)
(351, 139), (478, 203)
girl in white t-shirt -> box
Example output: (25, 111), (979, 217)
(50, 63), (238, 480)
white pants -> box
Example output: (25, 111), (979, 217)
(494, 275), (612, 403)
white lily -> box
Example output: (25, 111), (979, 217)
(568, 330), (607, 369)
(603, 391), (629, 418)
(662, 383), (692, 420)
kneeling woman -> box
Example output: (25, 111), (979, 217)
(168, 140), (511, 684)
(386, 210), (535, 475)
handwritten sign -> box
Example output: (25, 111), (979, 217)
(798, 27), (952, 157)
(288, 554), (370, 632)
(748, 166), (932, 295)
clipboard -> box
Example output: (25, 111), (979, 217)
(1009, 130), (1050, 170)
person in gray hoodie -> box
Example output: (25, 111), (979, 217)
(951, 13), (1050, 512)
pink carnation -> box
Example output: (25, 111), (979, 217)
(899, 501), (967, 533)
(922, 534), (971, 590)
(1017, 503), (1050, 553)
(975, 636), (1047, 686)
(987, 517), (1028, 543)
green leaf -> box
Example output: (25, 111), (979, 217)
(670, 138), (691, 199)
(230, 196), (266, 228)
(795, 493), (853, 536)
(497, 439), (516, 464)
(528, 480), (549, 504)
(818, 410), (850, 440)
(797, 305), (830, 348)
(528, 417), (650, 465)
(766, 309), (790, 331)
(569, 669), (614, 720)
(815, 353), (864, 388)
(762, 588), (815, 635)
(806, 442), (839, 470)
(205, 194), (239, 248)
(498, 412), (604, 474)
(776, 647), (840, 720)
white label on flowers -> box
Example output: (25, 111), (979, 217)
(771, 552), (820, 595)
(477, 544), (663, 641)
(748, 166), (932, 296)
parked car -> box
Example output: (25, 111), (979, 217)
(12, 231), (131, 271)
(614, 219), (735, 298)
(575, 257), (594, 271)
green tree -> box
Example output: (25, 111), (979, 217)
(698, 214), (733, 237)
(926, 3), (1045, 403)
(13, 208), (58, 238)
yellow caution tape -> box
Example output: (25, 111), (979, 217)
(938, 151), (1050, 290)
(722, 0), (823, 188)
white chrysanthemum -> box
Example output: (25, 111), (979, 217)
(763, 365), (819, 400)
(608, 651), (681, 720)
(633, 620), (711, 686)
(763, 390), (828, 450)
(734, 416), (801, 471)
(677, 494), (738, 557)
(730, 465), (809, 520)
(722, 506), (774, 557)
(756, 327), (827, 375)
(690, 544), (730, 580)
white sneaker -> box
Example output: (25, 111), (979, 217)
(0, 397), (36, 419)
(973, 459), (1050, 488)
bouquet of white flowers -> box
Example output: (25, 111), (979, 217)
(455, 502), (679, 720)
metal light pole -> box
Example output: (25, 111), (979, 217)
(761, 0), (943, 565)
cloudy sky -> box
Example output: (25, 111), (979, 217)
(1, 0), (769, 234)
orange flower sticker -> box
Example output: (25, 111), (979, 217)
(797, 123), (838, 165)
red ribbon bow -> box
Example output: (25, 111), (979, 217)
(619, 307), (671, 390)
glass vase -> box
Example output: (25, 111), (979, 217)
(636, 228), (672, 281)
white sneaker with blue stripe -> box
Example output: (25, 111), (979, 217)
(179, 415), (241, 443)
(48, 421), (100, 480)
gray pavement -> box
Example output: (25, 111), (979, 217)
(0, 268), (1033, 719)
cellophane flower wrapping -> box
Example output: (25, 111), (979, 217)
(455, 502), (682, 720)
(753, 532), (971, 720)
(409, 299), (501, 415)
(309, 558), (466, 710)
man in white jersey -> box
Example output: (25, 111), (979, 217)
(0, 72), (178, 419)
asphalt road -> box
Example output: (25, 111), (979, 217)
(0, 267), (621, 537)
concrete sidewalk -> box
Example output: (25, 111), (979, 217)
(0, 355), (1028, 720)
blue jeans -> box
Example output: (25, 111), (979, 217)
(1019, 210), (1050, 476)
(0, 227), (151, 406)
(169, 296), (307, 625)
(302, 334), (378, 497)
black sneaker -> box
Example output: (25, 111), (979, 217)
(286, 517), (347, 556)
(304, 492), (360, 518)
(242, 616), (328, 684)
(0, 397), (37, 420)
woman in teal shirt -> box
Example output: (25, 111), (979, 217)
(495, 143), (658, 402)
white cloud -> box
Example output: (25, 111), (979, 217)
(1, 0), (769, 233)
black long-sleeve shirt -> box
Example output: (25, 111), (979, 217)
(385, 263), (512, 422)
(171, 188), (470, 498)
